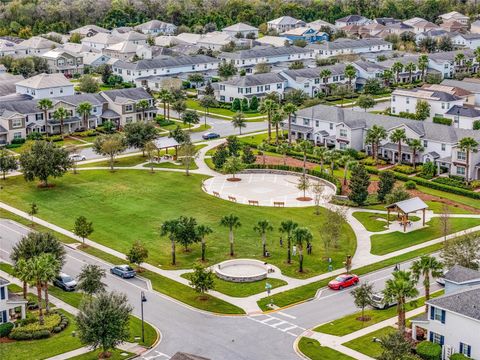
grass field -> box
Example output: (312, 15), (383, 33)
(343, 326), (396, 358)
(298, 337), (354, 360)
(185, 99), (265, 119)
(370, 217), (480, 255)
(78, 154), (148, 168)
(0, 170), (356, 278)
(352, 212), (420, 232)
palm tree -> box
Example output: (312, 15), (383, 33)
(392, 61), (404, 83)
(197, 224), (213, 262)
(418, 55), (429, 82)
(365, 125), (387, 164)
(320, 68), (332, 95)
(158, 89), (170, 120)
(292, 227), (313, 273)
(277, 143), (290, 165)
(455, 53), (465, 72)
(389, 128), (407, 164)
(160, 219), (180, 265)
(37, 99), (53, 128)
(344, 64), (356, 90)
(136, 99), (150, 121)
(313, 146), (328, 172)
(231, 111), (246, 135)
(53, 106), (69, 137)
(381, 69), (393, 87)
(404, 62), (416, 83)
(253, 220), (273, 257)
(339, 154), (355, 185)
(474, 47), (480, 74)
(279, 220), (298, 264)
(382, 270), (419, 333)
(407, 138), (424, 169)
(259, 99), (278, 142)
(78, 101), (93, 129)
(295, 140), (313, 174)
(411, 255), (443, 312)
(271, 111), (284, 144)
(40, 254), (60, 315)
(458, 137), (479, 183)
(172, 100), (186, 118)
(325, 149), (339, 174)
(220, 214), (241, 257)
(283, 103), (297, 144)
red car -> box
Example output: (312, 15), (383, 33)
(328, 274), (359, 290)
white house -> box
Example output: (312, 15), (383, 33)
(307, 38), (392, 58)
(267, 16), (306, 33)
(70, 25), (109, 38)
(451, 33), (480, 50)
(15, 73), (74, 100)
(444, 105), (480, 130)
(15, 36), (60, 56)
(428, 50), (477, 79)
(443, 265), (480, 294)
(334, 15), (370, 28)
(411, 286), (480, 360)
(134, 20), (177, 35)
(0, 39), (18, 57)
(81, 33), (122, 50)
(391, 88), (463, 120)
(112, 55), (220, 82)
(222, 23), (259, 38)
(0, 277), (27, 324)
(441, 78), (480, 107)
(439, 11), (469, 26)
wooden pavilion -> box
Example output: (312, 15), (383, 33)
(386, 197), (428, 232)
(153, 137), (180, 160)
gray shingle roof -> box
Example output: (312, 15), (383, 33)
(336, 15), (367, 23)
(114, 55), (220, 70)
(268, 16), (303, 26)
(101, 87), (153, 103)
(307, 38), (390, 51)
(0, 277), (9, 286)
(53, 93), (106, 106)
(444, 265), (480, 283)
(221, 72), (286, 87)
(429, 49), (474, 63)
(282, 63), (346, 80)
(428, 286), (480, 321)
(446, 105), (480, 118)
(220, 45), (311, 60)
(441, 79), (480, 93)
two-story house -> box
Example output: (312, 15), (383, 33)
(222, 23), (259, 39)
(15, 73), (74, 100)
(411, 286), (480, 360)
(308, 38), (392, 59)
(443, 265), (480, 294)
(428, 50), (477, 79)
(41, 48), (84, 75)
(0, 277), (27, 324)
(14, 36), (60, 56)
(267, 16), (306, 33)
(334, 15), (371, 28)
(452, 33), (480, 50)
(134, 20), (177, 35)
(280, 27), (329, 44)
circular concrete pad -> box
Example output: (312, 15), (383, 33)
(203, 173), (335, 207)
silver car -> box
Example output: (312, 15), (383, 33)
(371, 292), (396, 309)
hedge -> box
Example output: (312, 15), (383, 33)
(433, 116), (452, 126)
(246, 164), (342, 195)
(365, 166), (480, 200)
(416, 341), (441, 360)
(449, 354), (469, 360)
(0, 322), (14, 337)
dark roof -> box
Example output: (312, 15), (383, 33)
(221, 72), (285, 87)
(444, 265), (480, 283)
(411, 312), (429, 322)
(101, 87), (153, 103)
(53, 93), (106, 106)
(446, 105), (480, 118)
(170, 352), (210, 360)
(101, 109), (121, 118)
(282, 63), (346, 80)
(428, 286), (480, 321)
(114, 55), (220, 70)
(336, 15), (367, 23)
(0, 277), (9, 286)
(0, 125), (8, 133)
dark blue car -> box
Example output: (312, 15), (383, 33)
(202, 132), (220, 140)
(110, 265), (136, 279)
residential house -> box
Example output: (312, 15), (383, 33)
(267, 16), (306, 33)
(351, 60), (387, 88)
(0, 39), (18, 57)
(374, 18), (402, 26)
(307, 19), (336, 32)
(358, 23), (386, 38)
(439, 11), (469, 26)
(134, 20), (177, 35)
(415, 30), (451, 44)
(70, 25), (110, 38)
(112, 55), (220, 82)
(222, 23), (259, 38)
(444, 105), (480, 130)
(428, 50), (477, 79)
(441, 78), (480, 106)
(334, 15), (370, 28)
(411, 20), (440, 34)
(379, 55), (423, 83)
(403, 17), (428, 27)
(103, 41), (139, 61)
(0, 277), (27, 323)
(452, 33), (480, 50)
(15, 36), (60, 56)
(81, 33), (122, 50)
(308, 38), (392, 58)
(471, 20), (480, 34)
(215, 72), (287, 102)
(440, 20), (466, 33)
(255, 36), (289, 48)
(41, 48), (84, 75)
(391, 88), (463, 119)
(15, 73), (74, 99)
(115, 31), (148, 46)
(82, 52), (111, 68)
(0, 74), (24, 98)
(411, 286), (480, 359)
(443, 265), (480, 294)
(280, 27), (329, 44)
(379, 22), (414, 37)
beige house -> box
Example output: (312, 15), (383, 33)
(41, 49), (84, 75)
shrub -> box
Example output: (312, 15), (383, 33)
(27, 132), (44, 141)
(32, 330), (51, 339)
(11, 312), (61, 335)
(361, 157), (386, 166)
(0, 322), (14, 337)
(473, 120), (480, 130)
(432, 177), (471, 190)
(73, 130), (97, 137)
(416, 341), (441, 360)
(393, 164), (417, 174)
(156, 117), (175, 127)
(9, 331), (33, 340)
(11, 137), (26, 144)
(405, 180), (416, 189)
(470, 180), (480, 189)
(398, 111), (417, 120)
(6, 143), (23, 149)
(44, 135), (63, 142)
(52, 326), (62, 333)
(433, 116), (452, 126)
(450, 354), (469, 360)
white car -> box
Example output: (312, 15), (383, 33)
(371, 292), (396, 309)
(70, 154), (86, 162)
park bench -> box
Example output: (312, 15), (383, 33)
(213, 191), (220, 197)
(228, 196), (237, 202)
(273, 201), (285, 207)
(248, 200), (259, 206)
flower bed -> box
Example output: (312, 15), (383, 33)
(9, 311), (68, 341)
(393, 164), (417, 175)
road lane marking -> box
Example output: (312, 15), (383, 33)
(277, 311), (296, 319)
(270, 320), (287, 328)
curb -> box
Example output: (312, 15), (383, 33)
(293, 335), (310, 360)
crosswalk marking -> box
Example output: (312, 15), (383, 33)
(141, 350), (170, 359)
(248, 314), (305, 337)
(270, 320), (287, 328)
(279, 325), (297, 332)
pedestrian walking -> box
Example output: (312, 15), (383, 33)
(292, 245), (297, 256)
(279, 236), (283, 247)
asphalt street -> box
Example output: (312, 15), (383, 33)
(0, 219), (440, 360)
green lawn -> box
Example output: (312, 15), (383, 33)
(239, 132), (285, 146)
(370, 217), (480, 255)
(298, 337), (354, 360)
(314, 290), (443, 336)
(352, 212), (420, 232)
(417, 185), (480, 211)
(0, 170), (356, 279)
(343, 326), (397, 358)
(364, 200), (474, 214)
(143, 161), (199, 170)
(78, 154), (148, 168)
(68, 349), (134, 360)
(2, 310), (84, 360)
(185, 99), (265, 119)
(181, 273), (287, 297)
(256, 241), (445, 311)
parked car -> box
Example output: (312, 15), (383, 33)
(436, 270), (448, 286)
(53, 273), (77, 291)
(371, 291), (396, 309)
(328, 274), (359, 290)
(69, 154), (86, 161)
(202, 132), (220, 140)
(110, 265), (136, 279)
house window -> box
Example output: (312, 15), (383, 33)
(277, 83), (282, 89)
(246, 87), (252, 94)
(303, 118), (309, 126)
(125, 105), (133, 112)
(392, 107), (396, 114)
(329, 123), (333, 130)
(126, 116), (133, 123)
(220, 96), (225, 101)
(13, 132), (22, 139)
(441, 144), (446, 151)
(220, 85), (225, 91)
(406, 97), (410, 104)
(429, 332), (444, 346)
(457, 166), (466, 176)
(0, 287), (5, 300)
(442, 103), (445, 109)
(238, 88), (243, 94)
(304, 83), (309, 88)
(340, 129), (348, 137)
(457, 151), (466, 161)
(12, 119), (22, 128)
(423, 140), (428, 147)
(36, 113), (43, 121)
(265, 85), (270, 91)
(460, 343), (472, 358)
(333, 76), (338, 82)
(339, 142), (347, 150)
(315, 120), (319, 127)
(392, 95), (395, 102)
(314, 78), (320, 84)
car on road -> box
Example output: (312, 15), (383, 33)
(202, 132), (220, 140)
(328, 274), (359, 290)
(110, 265), (136, 279)
(436, 270), (448, 286)
(53, 273), (77, 291)
(371, 291), (396, 309)
(69, 154), (86, 162)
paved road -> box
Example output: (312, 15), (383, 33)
(78, 114), (268, 160)
(0, 220), (440, 359)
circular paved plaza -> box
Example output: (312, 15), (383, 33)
(202, 172), (335, 207)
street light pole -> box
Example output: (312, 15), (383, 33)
(141, 291), (147, 343)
